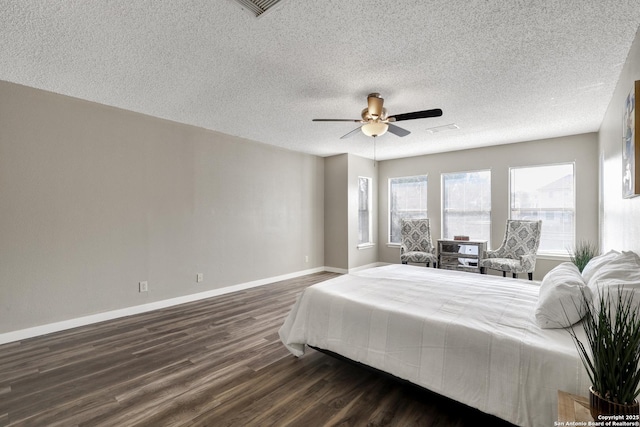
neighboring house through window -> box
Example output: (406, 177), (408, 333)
(510, 163), (575, 254)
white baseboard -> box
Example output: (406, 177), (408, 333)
(0, 266), (327, 345)
(324, 266), (349, 274)
(349, 262), (388, 272)
(324, 262), (388, 275)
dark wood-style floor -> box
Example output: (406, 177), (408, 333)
(0, 271), (516, 426)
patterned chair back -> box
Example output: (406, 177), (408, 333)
(499, 219), (542, 258)
(400, 218), (434, 253)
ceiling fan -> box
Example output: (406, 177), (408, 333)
(312, 93), (443, 139)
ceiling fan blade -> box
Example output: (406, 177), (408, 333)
(312, 118), (362, 122)
(387, 123), (411, 137)
(340, 126), (363, 139)
(367, 93), (384, 119)
(389, 108), (443, 122)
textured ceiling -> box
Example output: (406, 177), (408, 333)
(2, 1), (640, 160)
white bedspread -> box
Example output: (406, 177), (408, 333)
(278, 264), (591, 427)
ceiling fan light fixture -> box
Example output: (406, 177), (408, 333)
(361, 122), (389, 137)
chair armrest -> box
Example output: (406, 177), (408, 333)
(484, 249), (500, 258)
(484, 247), (511, 258)
(519, 254), (537, 271)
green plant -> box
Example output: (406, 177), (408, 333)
(567, 286), (640, 404)
(569, 240), (600, 272)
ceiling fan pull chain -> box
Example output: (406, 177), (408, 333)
(373, 136), (377, 167)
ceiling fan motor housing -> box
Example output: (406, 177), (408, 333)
(361, 107), (387, 121)
(366, 93), (385, 120)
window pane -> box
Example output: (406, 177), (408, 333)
(442, 170), (491, 242)
(510, 164), (574, 253)
(389, 175), (428, 243)
(358, 177), (372, 245)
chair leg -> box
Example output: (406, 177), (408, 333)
(512, 273), (517, 279)
(528, 272), (533, 280)
(432, 262), (437, 268)
(480, 267), (485, 274)
(502, 271), (506, 277)
(402, 261), (407, 265)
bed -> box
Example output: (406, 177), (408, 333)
(279, 263), (595, 427)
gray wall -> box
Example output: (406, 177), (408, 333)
(599, 27), (640, 253)
(324, 154), (348, 270)
(377, 134), (599, 280)
(0, 81), (324, 334)
(324, 153), (379, 271)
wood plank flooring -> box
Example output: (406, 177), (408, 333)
(0, 271), (516, 426)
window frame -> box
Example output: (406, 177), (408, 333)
(357, 176), (373, 247)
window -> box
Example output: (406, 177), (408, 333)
(510, 163), (574, 254)
(358, 176), (372, 246)
(388, 175), (428, 244)
(442, 170), (491, 242)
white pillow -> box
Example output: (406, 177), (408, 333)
(586, 251), (640, 292)
(535, 262), (590, 329)
(587, 251), (640, 312)
(581, 249), (619, 284)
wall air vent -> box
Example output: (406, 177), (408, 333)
(230, 0), (284, 17)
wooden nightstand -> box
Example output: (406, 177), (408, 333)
(557, 390), (593, 422)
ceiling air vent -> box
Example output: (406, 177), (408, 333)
(230, 0), (284, 17)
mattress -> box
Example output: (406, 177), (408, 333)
(278, 264), (591, 427)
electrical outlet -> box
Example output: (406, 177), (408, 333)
(305, 255), (309, 263)
(196, 273), (204, 283)
(139, 281), (148, 292)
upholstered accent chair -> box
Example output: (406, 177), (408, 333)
(400, 218), (438, 268)
(480, 219), (542, 280)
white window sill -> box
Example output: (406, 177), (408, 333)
(536, 252), (571, 261)
(357, 243), (376, 250)
(387, 243), (401, 248)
